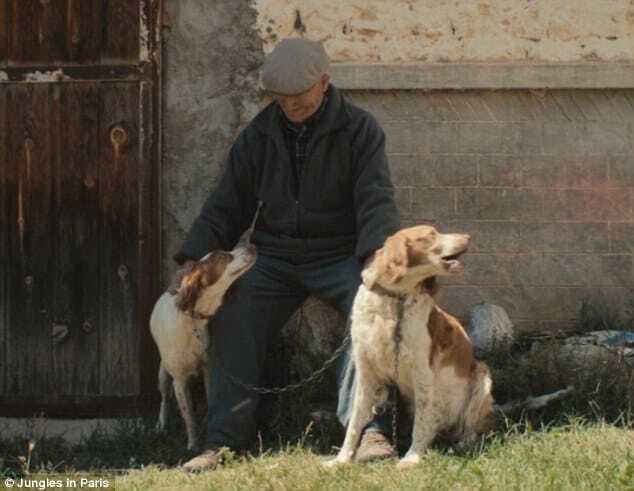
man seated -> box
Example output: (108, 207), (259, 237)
(170, 38), (401, 472)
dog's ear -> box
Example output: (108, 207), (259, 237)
(176, 268), (204, 313)
(361, 253), (380, 288)
(382, 234), (409, 284)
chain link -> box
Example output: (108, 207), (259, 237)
(390, 299), (404, 448)
(221, 332), (351, 395)
(224, 201), (353, 395)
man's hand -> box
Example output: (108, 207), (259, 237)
(168, 260), (196, 295)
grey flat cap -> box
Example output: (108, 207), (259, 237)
(262, 38), (330, 95)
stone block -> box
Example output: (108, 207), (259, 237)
(384, 121), (418, 154)
(542, 190), (585, 221)
(510, 254), (544, 285)
(542, 123), (587, 157)
(568, 223), (610, 253)
(520, 157), (567, 188)
(445, 220), (522, 253)
(609, 156), (634, 186)
(479, 156), (521, 187)
(565, 158), (609, 188)
(610, 223), (634, 253)
(541, 254), (593, 286)
(411, 187), (457, 221)
(431, 155), (478, 186)
(514, 123), (544, 156)
(582, 188), (632, 221)
(584, 122), (631, 156)
(460, 254), (514, 286)
(519, 222), (571, 252)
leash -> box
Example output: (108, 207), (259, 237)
(390, 298), (405, 450)
(219, 198), (352, 395)
(368, 285), (406, 449)
(221, 332), (351, 395)
(237, 200), (263, 246)
(223, 203), (405, 453)
(182, 201), (265, 320)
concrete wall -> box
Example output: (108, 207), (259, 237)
(162, 0), (263, 280)
(351, 89), (634, 334)
(255, 0), (634, 62)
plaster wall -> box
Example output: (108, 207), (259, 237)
(162, 0), (263, 279)
(255, 0), (634, 62)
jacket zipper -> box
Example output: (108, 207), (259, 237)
(295, 132), (310, 238)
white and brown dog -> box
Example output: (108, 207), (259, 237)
(150, 244), (257, 450)
(326, 225), (493, 468)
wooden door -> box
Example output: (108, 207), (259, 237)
(0, 0), (161, 417)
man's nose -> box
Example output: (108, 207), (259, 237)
(278, 95), (299, 107)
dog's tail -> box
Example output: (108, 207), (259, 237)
(458, 361), (495, 441)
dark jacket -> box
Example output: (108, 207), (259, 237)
(174, 85), (400, 264)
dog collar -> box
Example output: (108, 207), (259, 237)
(186, 310), (211, 320)
(368, 284), (407, 300)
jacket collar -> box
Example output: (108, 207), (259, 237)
(253, 84), (351, 142)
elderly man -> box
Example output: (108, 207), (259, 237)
(174, 38), (400, 472)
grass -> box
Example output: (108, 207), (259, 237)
(3, 298), (634, 489)
(2, 418), (634, 490)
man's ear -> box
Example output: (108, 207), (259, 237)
(320, 73), (330, 92)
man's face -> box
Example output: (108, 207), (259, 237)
(272, 74), (330, 124)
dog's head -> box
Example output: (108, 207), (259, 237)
(176, 244), (257, 314)
(362, 225), (469, 294)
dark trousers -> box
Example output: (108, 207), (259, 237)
(206, 253), (390, 448)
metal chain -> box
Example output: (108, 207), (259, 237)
(223, 200), (353, 395)
(391, 299), (404, 449)
(221, 332), (350, 395)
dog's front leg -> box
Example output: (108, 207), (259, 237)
(156, 363), (172, 431)
(398, 367), (438, 469)
(323, 364), (383, 468)
(173, 377), (198, 451)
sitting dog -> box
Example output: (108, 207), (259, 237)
(150, 243), (257, 450)
(325, 225), (493, 468)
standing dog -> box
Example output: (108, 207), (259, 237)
(150, 244), (257, 450)
(326, 225), (493, 468)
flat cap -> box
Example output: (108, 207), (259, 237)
(262, 38), (330, 95)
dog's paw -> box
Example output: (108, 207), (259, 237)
(396, 452), (421, 469)
(322, 458), (346, 469)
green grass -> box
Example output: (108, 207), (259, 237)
(3, 299), (634, 489)
(2, 418), (634, 490)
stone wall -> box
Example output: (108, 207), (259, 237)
(254, 0), (634, 63)
(351, 89), (633, 335)
(162, 0), (263, 280)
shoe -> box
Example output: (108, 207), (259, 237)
(355, 431), (397, 463)
(181, 445), (231, 473)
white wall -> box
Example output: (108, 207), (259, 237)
(255, 0), (634, 63)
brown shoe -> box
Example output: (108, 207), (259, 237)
(355, 431), (397, 463)
(181, 445), (231, 473)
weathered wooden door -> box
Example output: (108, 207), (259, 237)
(0, 0), (161, 417)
